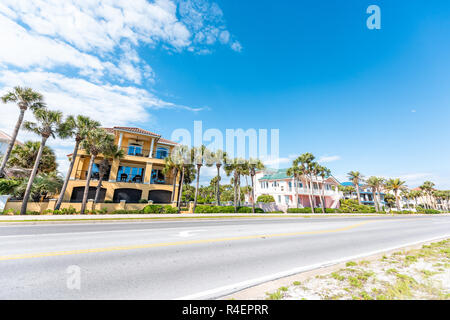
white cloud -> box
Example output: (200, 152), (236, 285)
(318, 155), (341, 163)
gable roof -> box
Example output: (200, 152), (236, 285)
(104, 127), (178, 145)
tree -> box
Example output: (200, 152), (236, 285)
(20, 108), (67, 215)
(257, 194), (275, 203)
(317, 165), (331, 213)
(295, 153), (316, 213)
(287, 162), (304, 208)
(0, 87), (46, 178)
(7, 141), (57, 174)
(248, 158), (265, 213)
(365, 176), (384, 212)
(80, 129), (114, 214)
(409, 189), (422, 210)
(347, 171), (364, 205)
(419, 181), (436, 209)
(224, 158), (247, 212)
(93, 143), (124, 208)
(385, 178), (406, 211)
(171, 145), (193, 210)
(212, 150), (227, 205)
(55, 115), (100, 210)
(163, 156), (178, 203)
(191, 145), (213, 213)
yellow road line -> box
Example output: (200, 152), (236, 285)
(0, 221), (371, 261)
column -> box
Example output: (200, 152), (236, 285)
(109, 158), (120, 182)
(144, 162), (153, 184)
(117, 132), (123, 149)
(149, 138), (155, 158)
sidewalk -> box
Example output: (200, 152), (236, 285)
(0, 213), (448, 222)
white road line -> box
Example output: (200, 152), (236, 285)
(175, 234), (450, 300)
(176, 230), (207, 237)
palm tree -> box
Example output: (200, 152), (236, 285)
(93, 143), (124, 209)
(0, 87), (46, 177)
(366, 176), (384, 212)
(317, 165), (331, 213)
(7, 140), (57, 174)
(191, 145), (213, 213)
(385, 178), (406, 211)
(287, 162), (304, 208)
(55, 115), (100, 210)
(409, 190), (422, 211)
(420, 181), (436, 209)
(224, 158), (247, 212)
(20, 108), (66, 215)
(163, 156), (178, 203)
(171, 145), (191, 210)
(212, 150), (227, 206)
(347, 171), (364, 204)
(248, 158), (265, 213)
(80, 129), (114, 214)
(295, 153), (316, 213)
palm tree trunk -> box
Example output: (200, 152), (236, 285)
(216, 164), (221, 206)
(171, 168), (178, 202)
(320, 183), (326, 213)
(251, 173), (255, 214)
(0, 108), (26, 178)
(307, 177), (314, 213)
(177, 167), (185, 210)
(20, 136), (47, 215)
(233, 172), (238, 213)
(193, 164), (201, 213)
(295, 177), (299, 208)
(372, 189), (379, 212)
(356, 184), (361, 205)
(80, 155), (96, 214)
(93, 161), (108, 209)
(55, 140), (80, 210)
(395, 190), (401, 211)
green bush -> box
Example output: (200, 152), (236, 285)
(104, 200), (113, 203)
(337, 199), (376, 213)
(287, 207), (314, 213)
(138, 199), (148, 204)
(267, 211), (284, 213)
(111, 209), (142, 214)
(25, 210), (40, 215)
(256, 195), (275, 203)
(163, 205), (179, 214)
(423, 209), (441, 214)
(61, 206), (77, 215)
(142, 204), (164, 214)
(237, 206), (252, 213)
(254, 207), (264, 213)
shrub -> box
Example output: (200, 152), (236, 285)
(217, 206), (236, 213)
(267, 211), (284, 213)
(138, 199), (148, 204)
(104, 200), (113, 203)
(142, 204), (164, 214)
(256, 195), (275, 203)
(237, 206), (252, 213)
(325, 208), (338, 213)
(25, 210), (40, 215)
(111, 209), (141, 214)
(423, 209), (441, 214)
(254, 207), (265, 213)
(287, 208), (313, 213)
(163, 205), (179, 214)
(61, 206), (77, 215)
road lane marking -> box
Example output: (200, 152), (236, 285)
(176, 234), (450, 300)
(0, 221), (372, 261)
(176, 230), (207, 237)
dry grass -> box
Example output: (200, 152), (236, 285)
(266, 239), (450, 300)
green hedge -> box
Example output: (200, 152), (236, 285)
(142, 204), (179, 214)
(194, 205), (265, 213)
(287, 208), (314, 213)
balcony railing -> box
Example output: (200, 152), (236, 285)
(121, 146), (151, 158)
(116, 173), (144, 183)
(75, 170), (109, 181)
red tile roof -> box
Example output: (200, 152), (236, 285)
(113, 126), (160, 137)
(105, 127), (178, 145)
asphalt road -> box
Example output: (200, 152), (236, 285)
(0, 216), (449, 299)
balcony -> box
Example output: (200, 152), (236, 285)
(75, 170), (110, 181)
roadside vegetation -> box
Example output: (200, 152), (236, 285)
(266, 239), (450, 300)
(0, 86), (449, 215)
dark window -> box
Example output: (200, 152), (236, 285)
(70, 187), (106, 203)
(113, 188), (142, 203)
(148, 190), (172, 204)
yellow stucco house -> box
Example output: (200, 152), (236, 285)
(63, 126), (180, 204)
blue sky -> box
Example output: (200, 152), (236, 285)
(0, 0), (449, 188)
